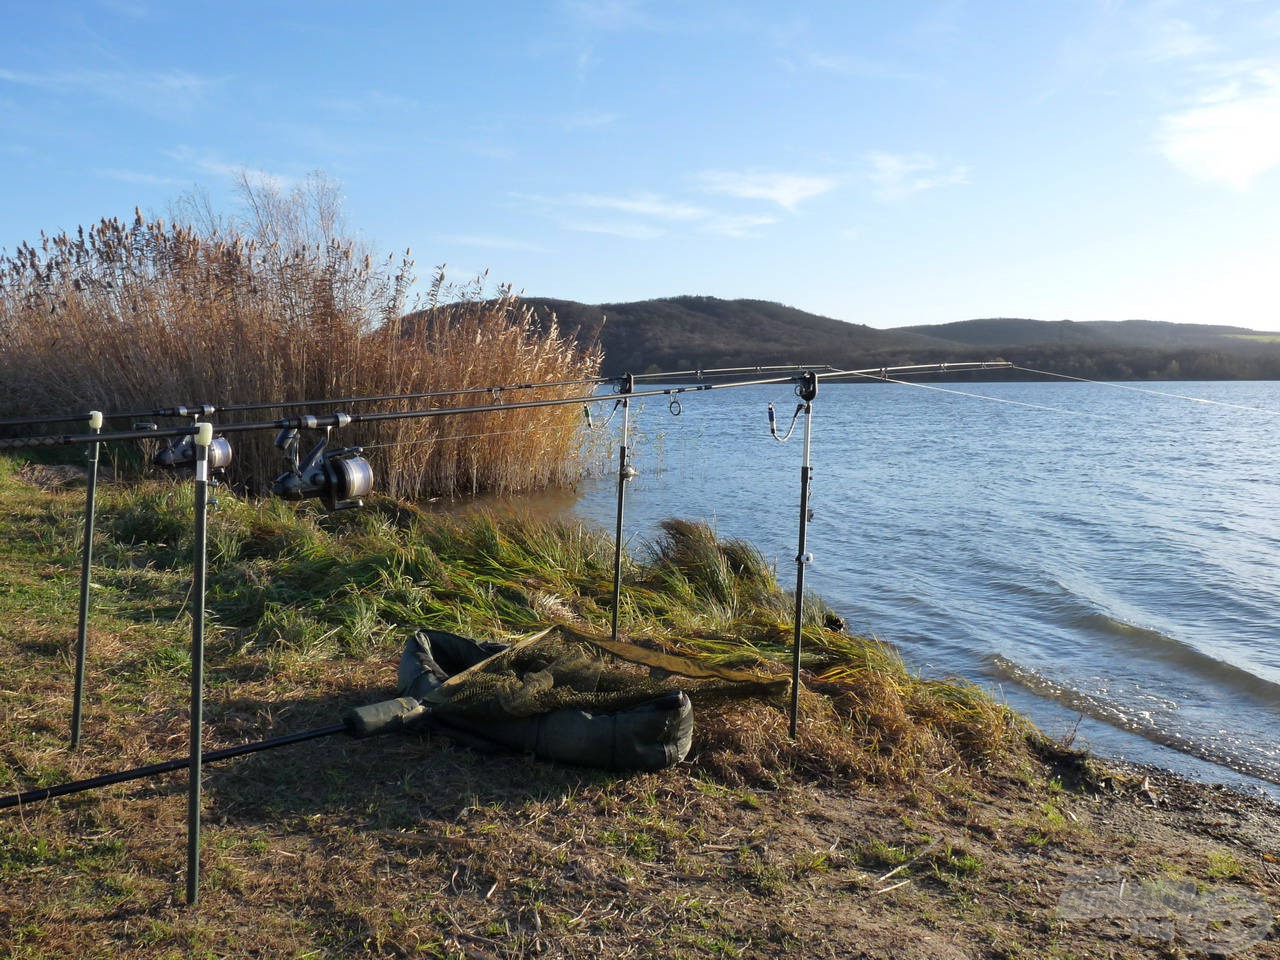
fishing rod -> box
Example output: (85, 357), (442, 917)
(0, 362), (1014, 452)
(211, 374), (613, 416)
(0, 373), (616, 430)
(816, 360), (1013, 382)
(0, 373), (803, 451)
(630, 363), (835, 381)
(0, 359), (1015, 432)
(0, 723), (349, 811)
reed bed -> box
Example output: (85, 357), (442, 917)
(0, 206), (600, 499)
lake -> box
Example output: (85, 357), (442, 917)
(561, 378), (1280, 798)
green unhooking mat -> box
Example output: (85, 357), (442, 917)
(347, 625), (787, 772)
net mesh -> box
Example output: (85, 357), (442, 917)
(422, 628), (787, 721)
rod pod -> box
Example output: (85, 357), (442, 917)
(70, 411), (104, 748)
(611, 375), (636, 642)
(789, 372), (818, 739)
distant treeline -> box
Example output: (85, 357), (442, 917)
(986, 346), (1280, 381)
(524, 295), (1280, 380)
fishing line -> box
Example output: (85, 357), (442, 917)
(584, 399), (623, 431)
(842, 370), (1115, 421)
(358, 419), (585, 451)
(1011, 365), (1280, 417)
(816, 360), (1015, 383)
(1, 363), (1014, 452)
(0, 371), (814, 451)
(767, 376), (831, 442)
(0, 373), (615, 429)
(631, 363), (834, 382)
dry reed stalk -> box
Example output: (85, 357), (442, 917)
(0, 210), (600, 499)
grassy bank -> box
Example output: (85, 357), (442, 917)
(1, 462), (1277, 958)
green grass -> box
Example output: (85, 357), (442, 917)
(3, 457), (1271, 960)
(0, 456), (1029, 793)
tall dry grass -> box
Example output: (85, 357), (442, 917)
(0, 179), (600, 499)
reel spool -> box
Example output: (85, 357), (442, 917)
(271, 422), (373, 511)
(151, 433), (234, 474)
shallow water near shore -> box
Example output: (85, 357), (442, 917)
(540, 379), (1280, 799)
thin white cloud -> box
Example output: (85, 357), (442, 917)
(559, 0), (653, 32)
(697, 170), (837, 211)
(1139, 17), (1216, 63)
(319, 91), (419, 115)
(1158, 63), (1280, 189)
(561, 220), (665, 240)
(456, 138), (517, 162)
(777, 50), (924, 83)
(866, 152), (968, 201)
(515, 187), (785, 240)
(569, 192), (708, 221)
(561, 110), (618, 130)
(438, 234), (552, 254)
(165, 146), (295, 188)
(95, 167), (184, 186)
(701, 214), (778, 238)
(0, 67), (216, 113)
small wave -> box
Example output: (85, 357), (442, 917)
(989, 655), (1280, 785)
(1076, 612), (1280, 701)
(1019, 569), (1280, 700)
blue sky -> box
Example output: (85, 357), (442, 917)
(2, 1), (1279, 329)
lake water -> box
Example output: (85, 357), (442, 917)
(561, 379), (1280, 798)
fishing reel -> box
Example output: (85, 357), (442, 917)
(271, 417), (373, 511)
(142, 423), (234, 475)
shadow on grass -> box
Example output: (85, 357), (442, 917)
(183, 688), (618, 829)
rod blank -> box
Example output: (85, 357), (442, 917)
(0, 724), (348, 811)
(0, 362), (1012, 452)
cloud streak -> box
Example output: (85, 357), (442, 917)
(437, 233), (553, 254)
(697, 170), (837, 210)
(165, 146), (295, 189)
(866, 152), (968, 201)
(0, 67), (217, 114)
(95, 167), (184, 186)
(514, 185), (786, 240)
(558, 0), (653, 32)
(569, 192), (708, 221)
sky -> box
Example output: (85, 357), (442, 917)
(2, 0), (1279, 330)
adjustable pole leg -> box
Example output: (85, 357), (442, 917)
(186, 422), (213, 906)
(790, 373), (817, 739)
(71, 411), (104, 748)
(611, 375), (635, 643)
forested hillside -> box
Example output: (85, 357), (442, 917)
(524, 296), (1280, 379)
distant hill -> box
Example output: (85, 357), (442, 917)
(524, 296), (1280, 380)
(525, 295), (957, 376)
(900, 317), (1262, 351)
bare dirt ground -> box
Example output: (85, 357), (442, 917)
(2, 709), (1277, 959)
